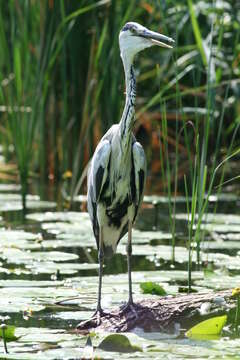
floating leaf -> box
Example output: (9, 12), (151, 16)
(176, 213), (240, 224)
(26, 211), (90, 223)
(0, 184), (21, 192)
(232, 288), (240, 297)
(186, 315), (227, 338)
(0, 229), (39, 241)
(99, 334), (141, 353)
(0, 198), (56, 212)
(140, 282), (167, 296)
(0, 325), (16, 341)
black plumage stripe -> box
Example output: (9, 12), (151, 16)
(95, 166), (104, 201)
(138, 169), (145, 199)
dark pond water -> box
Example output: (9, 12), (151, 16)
(0, 182), (240, 358)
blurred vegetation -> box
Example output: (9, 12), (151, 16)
(0, 0), (240, 205)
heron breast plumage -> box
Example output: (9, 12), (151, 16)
(87, 125), (146, 257)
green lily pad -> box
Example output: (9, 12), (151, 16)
(26, 211), (90, 223)
(186, 315), (227, 338)
(140, 282), (167, 296)
(201, 240), (240, 251)
(42, 236), (95, 249)
(0, 194), (39, 202)
(0, 248), (79, 265)
(0, 230), (42, 251)
(122, 229), (172, 244)
(176, 213), (240, 224)
(0, 296), (45, 313)
(0, 184), (21, 192)
(28, 261), (99, 275)
(99, 333), (142, 353)
(201, 223), (240, 233)
(144, 194), (238, 205)
(144, 195), (188, 204)
(18, 327), (79, 343)
(0, 229), (40, 241)
(52, 311), (92, 321)
(0, 325), (16, 341)
(0, 280), (64, 287)
(41, 221), (92, 236)
(195, 272), (240, 290)
(0, 199), (56, 212)
(0, 285), (79, 306)
(117, 243), (189, 263)
(1, 182), (240, 359)
(66, 194), (87, 203)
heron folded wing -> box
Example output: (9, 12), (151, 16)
(132, 141), (147, 219)
(89, 139), (111, 203)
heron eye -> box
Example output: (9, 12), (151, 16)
(130, 27), (138, 36)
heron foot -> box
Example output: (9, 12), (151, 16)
(93, 308), (108, 326)
(77, 308), (107, 329)
(119, 301), (139, 319)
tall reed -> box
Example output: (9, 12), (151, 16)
(0, 0), (238, 215)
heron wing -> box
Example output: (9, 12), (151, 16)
(88, 139), (111, 202)
(87, 139), (111, 240)
(132, 141), (147, 220)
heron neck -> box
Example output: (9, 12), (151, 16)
(119, 60), (136, 144)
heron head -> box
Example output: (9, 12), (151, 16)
(119, 22), (174, 64)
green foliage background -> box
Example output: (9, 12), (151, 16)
(0, 0), (239, 200)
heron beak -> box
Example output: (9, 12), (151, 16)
(138, 28), (174, 49)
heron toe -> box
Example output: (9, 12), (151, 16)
(77, 308), (107, 329)
(120, 301), (139, 319)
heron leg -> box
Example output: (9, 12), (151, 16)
(77, 226), (105, 328)
(127, 221), (133, 305)
(119, 221), (138, 318)
(93, 225), (105, 326)
(96, 226), (104, 314)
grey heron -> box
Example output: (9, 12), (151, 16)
(87, 22), (174, 323)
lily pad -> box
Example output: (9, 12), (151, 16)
(0, 199), (56, 212)
(52, 311), (92, 321)
(41, 221), (92, 236)
(176, 213), (240, 224)
(42, 236), (95, 249)
(1, 180), (240, 359)
(0, 194), (39, 202)
(195, 273), (240, 290)
(26, 211), (90, 223)
(144, 194), (238, 205)
(201, 223), (240, 233)
(0, 280), (64, 287)
(186, 315), (227, 338)
(66, 194), (87, 203)
(0, 248), (79, 265)
(0, 229), (40, 241)
(140, 282), (167, 296)
(117, 244), (189, 263)
(0, 184), (21, 192)
(0, 325), (16, 341)
(28, 261), (99, 275)
(122, 229), (172, 244)
(144, 195), (188, 204)
(99, 334), (142, 353)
